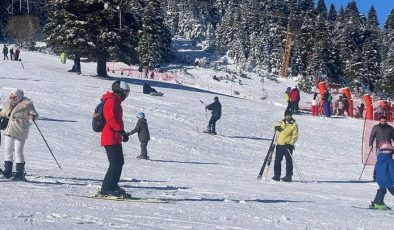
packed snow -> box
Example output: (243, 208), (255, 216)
(0, 50), (393, 229)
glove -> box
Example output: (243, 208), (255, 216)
(121, 130), (129, 142)
(274, 126), (282, 131)
(30, 114), (37, 121)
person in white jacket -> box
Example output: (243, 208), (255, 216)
(311, 92), (319, 116)
(0, 89), (38, 180)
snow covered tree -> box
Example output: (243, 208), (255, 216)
(380, 10), (394, 95)
(45, 0), (139, 77)
(315, 0), (327, 17)
(0, 0), (11, 41)
(137, 0), (174, 66)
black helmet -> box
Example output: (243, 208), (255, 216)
(284, 110), (292, 117)
(214, 96), (219, 101)
(112, 80), (130, 100)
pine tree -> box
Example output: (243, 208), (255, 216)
(137, 0), (174, 66)
(0, 0), (11, 41)
(45, 0), (139, 77)
(315, 0), (327, 17)
(380, 10), (394, 95)
(327, 4), (337, 22)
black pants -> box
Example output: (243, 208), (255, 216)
(140, 141), (148, 157)
(274, 145), (293, 178)
(102, 144), (124, 191)
(208, 116), (219, 132)
(374, 187), (394, 204)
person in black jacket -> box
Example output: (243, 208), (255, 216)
(205, 97), (222, 135)
(128, 112), (150, 160)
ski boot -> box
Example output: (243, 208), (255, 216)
(11, 163), (27, 181)
(0, 161), (12, 179)
(281, 176), (292, 182)
(136, 155), (150, 160)
(370, 201), (391, 210)
(272, 176), (280, 181)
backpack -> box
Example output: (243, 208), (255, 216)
(92, 100), (105, 132)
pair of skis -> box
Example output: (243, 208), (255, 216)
(257, 131), (277, 180)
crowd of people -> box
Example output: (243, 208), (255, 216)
(2, 45), (21, 61)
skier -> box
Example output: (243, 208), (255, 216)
(368, 115), (394, 210)
(99, 80), (130, 197)
(272, 110), (299, 182)
(2, 45), (8, 60)
(14, 48), (20, 61)
(205, 96), (222, 135)
(289, 86), (300, 114)
(322, 89), (332, 117)
(9, 47), (14, 60)
(0, 89), (39, 180)
(128, 112), (150, 160)
(311, 92), (319, 116)
(284, 87), (291, 113)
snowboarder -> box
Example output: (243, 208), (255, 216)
(272, 110), (299, 182)
(9, 47), (14, 60)
(143, 83), (163, 96)
(368, 115), (394, 210)
(205, 96), (222, 135)
(99, 80), (130, 197)
(128, 112), (150, 160)
(2, 45), (8, 60)
(0, 89), (39, 180)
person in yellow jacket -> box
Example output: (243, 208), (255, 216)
(284, 87), (291, 112)
(272, 110), (299, 182)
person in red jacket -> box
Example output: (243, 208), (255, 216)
(289, 86), (300, 114)
(99, 80), (130, 198)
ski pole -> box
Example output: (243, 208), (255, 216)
(358, 148), (374, 180)
(33, 120), (62, 170)
(200, 100), (207, 118)
(288, 148), (305, 183)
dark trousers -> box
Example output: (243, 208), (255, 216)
(3, 54), (8, 60)
(102, 144), (124, 191)
(274, 145), (293, 178)
(373, 187), (394, 204)
(140, 141), (149, 157)
(208, 116), (219, 132)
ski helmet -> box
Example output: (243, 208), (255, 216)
(112, 80), (130, 100)
(137, 112), (145, 119)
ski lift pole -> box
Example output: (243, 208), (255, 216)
(33, 120), (62, 170)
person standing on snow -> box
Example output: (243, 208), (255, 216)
(99, 80), (130, 197)
(311, 92), (319, 116)
(9, 47), (14, 60)
(289, 86), (300, 114)
(2, 45), (8, 60)
(205, 96), (222, 135)
(0, 89), (39, 180)
(284, 87), (291, 113)
(128, 112), (150, 160)
(272, 110), (299, 182)
(322, 89), (332, 117)
(369, 116), (394, 210)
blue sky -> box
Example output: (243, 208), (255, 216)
(318, 0), (394, 27)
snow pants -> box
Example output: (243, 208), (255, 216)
(102, 144), (124, 191)
(4, 135), (26, 163)
(140, 141), (149, 158)
(208, 116), (219, 133)
(324, 102), (331, 117)
(311, 105), (318, 116)
(373, 187), (394, 205)
(274, 145), (293, 178)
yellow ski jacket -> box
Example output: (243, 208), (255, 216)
(275, 118), (299, 145)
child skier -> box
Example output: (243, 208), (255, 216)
(128, 112), (150, 160)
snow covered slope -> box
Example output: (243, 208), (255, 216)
(0, 51), (392, 229)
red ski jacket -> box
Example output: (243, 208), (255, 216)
(289, 89), (300, 102)
(100, 92), (124, 146)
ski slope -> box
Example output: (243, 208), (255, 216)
(0, 51), (392, 229)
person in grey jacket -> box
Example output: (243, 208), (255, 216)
(128, 112), (150, 160)
(0, 89), (39, 180)
(205, 96), (222, 135)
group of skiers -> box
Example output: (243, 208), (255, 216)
(2, 45), (20, 61)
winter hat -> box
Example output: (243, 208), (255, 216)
(137, 112), (145, 119)
(284, 110), (292, 117)
(214, 96), (219, 101)
(112, 80), (130, 100)
(11, 89), (24, 102)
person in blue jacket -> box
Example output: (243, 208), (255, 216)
(369, 115), (394, 210)
(205, 97), (221, 135)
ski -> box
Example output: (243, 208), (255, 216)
(65, 193), (169, 204)
(263, 147), (276, 180)
(257, 131), (277, 180)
